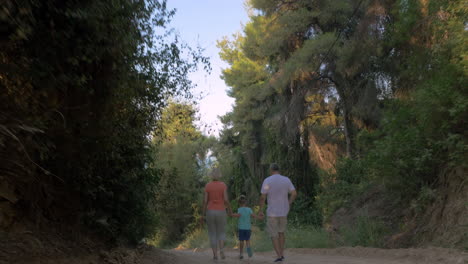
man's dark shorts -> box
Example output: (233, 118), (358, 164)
(238, 229), (251, 241)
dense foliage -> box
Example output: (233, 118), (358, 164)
(2, 0), (465, 248)
(216, 0), (467, 227)
(151, 101), (216, 245)
(1, 0), (207, 243)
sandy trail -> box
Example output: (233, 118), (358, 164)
(167, 250), (402, 264)
(139, 247), (467, 264)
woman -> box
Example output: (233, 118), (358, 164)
(201, 168), (232, 260)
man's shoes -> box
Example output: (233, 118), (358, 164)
(239, 255), (244, 259)
(274, 257), (283, 262)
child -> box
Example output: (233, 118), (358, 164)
(231, 195), (262, 259)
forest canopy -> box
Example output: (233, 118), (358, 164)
(215, 0), (467, 233)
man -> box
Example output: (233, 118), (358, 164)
(259, 163), (297, 262)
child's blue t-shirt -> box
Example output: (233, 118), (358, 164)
(237, 207), (253, 230)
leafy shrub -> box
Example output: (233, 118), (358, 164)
(410, 186), (436, 214)
(316, 159), (371, 222)
(1, 0), (207, 244)
(288, 192), (322, 227)
(363, 101), (439, 198)
(340, 214), (389, 247)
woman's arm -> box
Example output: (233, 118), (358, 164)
(202, 190), (208, 221)
(223, 188), (233, 215)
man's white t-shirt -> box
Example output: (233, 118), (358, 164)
(261, 174), (295, 217)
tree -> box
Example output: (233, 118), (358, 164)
(152, 101), (215, 245)
(0, 0), (207, 243)
(217, 0), (467, 229)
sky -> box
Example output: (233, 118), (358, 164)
(166, 0), (249, 136)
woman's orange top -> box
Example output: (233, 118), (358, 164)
(205, 181), (227, 211)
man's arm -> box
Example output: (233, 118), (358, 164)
(258, 193), (267, 217)
(289, 189), (297, 206)
(251, 213), (264, 219)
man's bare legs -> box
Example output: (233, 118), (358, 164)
(278, 232), (285, 257)
(270, 232), (286, 260)
(271, 236), (282, 258)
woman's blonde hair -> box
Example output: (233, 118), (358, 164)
(210, 167), (222, 180)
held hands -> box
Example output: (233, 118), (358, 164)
(257, 212), (265, 220)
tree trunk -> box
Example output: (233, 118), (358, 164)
(334, 79), (356, 158)
(342, 100), (356, 158)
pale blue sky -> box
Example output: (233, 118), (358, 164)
(166, 0), (249, 136)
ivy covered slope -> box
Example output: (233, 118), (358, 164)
(216, 0), (467, 247)
(0, 0), (207, 243)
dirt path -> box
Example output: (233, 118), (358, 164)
(139, 247), (467, 264)
(4, 244), (467, 264)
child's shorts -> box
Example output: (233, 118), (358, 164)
(238, 229), (251, 241)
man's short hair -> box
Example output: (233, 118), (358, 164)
(269, 163), (280, 171)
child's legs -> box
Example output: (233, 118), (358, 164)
(239, 229), (251, 255)
(246, 239), (253, 257)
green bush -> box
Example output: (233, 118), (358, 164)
(340, 214), (389, 247)
(1, 0), (208, 245)
(316, 160), (371, 222)
(364, 102), (438, 198)
(410, 186), (437, 214)
(288, 192), (322, 227)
